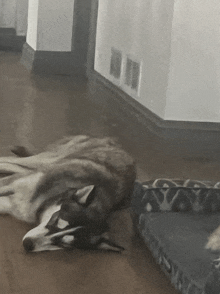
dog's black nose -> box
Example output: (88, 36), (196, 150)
(23, 238), (35, 252)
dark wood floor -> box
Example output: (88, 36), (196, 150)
(1, 51), (220, 294)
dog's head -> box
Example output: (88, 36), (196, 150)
(22, 217), (124, 253)
(0, 164), (125, 253)
(22, 185), (124, 253)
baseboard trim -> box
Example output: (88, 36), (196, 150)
(21, 42), (87, 76)
(0, 28), (25, 51)
(89, 70), (220, 142)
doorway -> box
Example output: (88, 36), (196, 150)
(71, 0), (99, 77)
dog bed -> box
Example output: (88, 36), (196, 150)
(131, 179), (220, 294)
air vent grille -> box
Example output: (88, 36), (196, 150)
(125, 58), (140, 91)
(110, 48), (122, 79)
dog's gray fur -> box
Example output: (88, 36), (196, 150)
(0, 135), (136, 252)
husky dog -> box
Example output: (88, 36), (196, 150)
(0, 136), (136, 253)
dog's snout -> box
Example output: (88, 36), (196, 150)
(23, 237), (35, 252)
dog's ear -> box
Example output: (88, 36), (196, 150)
(96, 238), (125, 252)
(75, 185), (95, 206)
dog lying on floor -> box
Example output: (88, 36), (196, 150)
(0, 135), (136, 253)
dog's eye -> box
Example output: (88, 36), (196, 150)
(45, 211), (60, 233)
(45, 224), (60, 235)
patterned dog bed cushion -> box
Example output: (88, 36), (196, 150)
(131, 179), (220, 294)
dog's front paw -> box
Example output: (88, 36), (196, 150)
(206, 227), (220, 251)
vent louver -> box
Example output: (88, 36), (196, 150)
(125, 58), (140, 92)
(110, 48), (122, 79)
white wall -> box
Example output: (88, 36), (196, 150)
(37, 0), (75, 51)
(26, 0), (39, 50)
(26, 0), (75, 51)
(165, 0), (220, 122)
(95, 0), (174, 119)
(0, 0), (16, 28)
(16, 0), (29, 36)
(95, 0), (220, 123)
(0, 0), (28, 36)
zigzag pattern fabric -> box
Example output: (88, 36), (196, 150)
(140, 179), (220, 213)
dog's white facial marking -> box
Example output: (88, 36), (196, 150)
(23, 223), (82, 252)
(40, 204), (61, 223)
(145, 203), (152, 212)
(62, 235), (74, 244)
(98, 242), (121, 252)
(23, 221), (50, 241)
(57, 218), (69, 229)
(23, 204), (63, 252)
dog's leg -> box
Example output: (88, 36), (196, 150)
(0, 152), (61, 169)
(0, 186), (14, 196)
(0, 162), (31, 174)
(0, 197), (11, 214)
